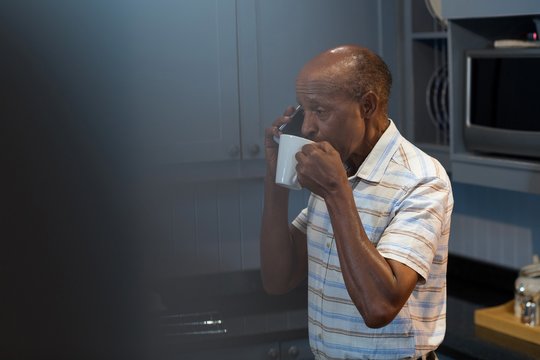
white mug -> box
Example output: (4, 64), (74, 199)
(275, 134), (314, 190)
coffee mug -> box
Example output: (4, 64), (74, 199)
(275, 134), (314, 190)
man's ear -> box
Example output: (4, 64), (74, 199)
(360, 92), (378, 119)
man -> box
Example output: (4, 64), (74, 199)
(260, 45), (453, 359)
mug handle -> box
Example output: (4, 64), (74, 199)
(292, 173), (301, 189)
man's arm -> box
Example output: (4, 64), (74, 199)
(260, 108), (308, 295)
(260, 174), (308, 295)
(296, 141), (419, 328)
(324, 184), (419, 328)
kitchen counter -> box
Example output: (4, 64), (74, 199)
(151, 255), (540, 359)
(443, 297), (540, 360)
(440, 255), (540, 359)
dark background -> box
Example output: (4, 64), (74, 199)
(0, 12), (156, 359)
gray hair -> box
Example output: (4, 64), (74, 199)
(336, 47), (393, 108)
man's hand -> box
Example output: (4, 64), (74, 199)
(264, 106), (297, 174)
(295, 141), (349, 198)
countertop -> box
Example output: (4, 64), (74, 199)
(151, 255), (540, 359)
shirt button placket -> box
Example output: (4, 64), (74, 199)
(319, 237), (333, 350)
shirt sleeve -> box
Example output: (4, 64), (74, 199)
(376, 176), (451, 283)
(292, 207), (308, 234)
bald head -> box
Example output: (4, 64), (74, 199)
(298, 45), (392, 110)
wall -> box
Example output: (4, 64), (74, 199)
(450, 182), (540, 269)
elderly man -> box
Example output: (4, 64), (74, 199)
(260, 45), (453, 359)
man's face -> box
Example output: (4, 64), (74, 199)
(296, 72), (366, 163)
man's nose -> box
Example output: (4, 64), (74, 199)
(301, 112), (317, 140)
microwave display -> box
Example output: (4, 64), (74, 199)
(469, 56), (540, 131)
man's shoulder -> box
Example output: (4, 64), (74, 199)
(389, 137), (450, 187)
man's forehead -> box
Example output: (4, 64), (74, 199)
(296, 67), (346, 97)
(296, 78), (340, 96)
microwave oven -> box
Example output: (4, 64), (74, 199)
(464, 48), (540, 159)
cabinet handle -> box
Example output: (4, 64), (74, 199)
(248, 144), (260, 156)
(267, 347), (279, 359)
(288, 345), (299, 358)
(229, 145), (240, 158)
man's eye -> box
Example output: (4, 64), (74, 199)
(304, 108), (327, 118)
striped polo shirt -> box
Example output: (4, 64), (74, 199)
(292, 120), (453, 360)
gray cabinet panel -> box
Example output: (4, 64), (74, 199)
(441, 0), (540, 19)
(180, 338), (313, 360)
(130, 0), (385, 164)
(129, 0), (240, 163)
(181, 342), (280, 360)
(281, 338), (314, 360)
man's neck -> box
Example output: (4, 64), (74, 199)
(345, 115), (389, 176)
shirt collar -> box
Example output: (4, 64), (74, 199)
(352, 119), (401, 183)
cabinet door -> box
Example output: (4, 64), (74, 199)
(181, 341), (280, 360)
(281, 338), (314, 360)
(237, 0), (381, 160)
(129, 0), (240, 163)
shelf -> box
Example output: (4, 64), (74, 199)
(452, 153), (540, 171)
(412, 31), (447, 40)
(403, 0), (450, 173)
(411, 0), (446, 33)
(452, 153), (540, 194)
(441, 1), (540, 20)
